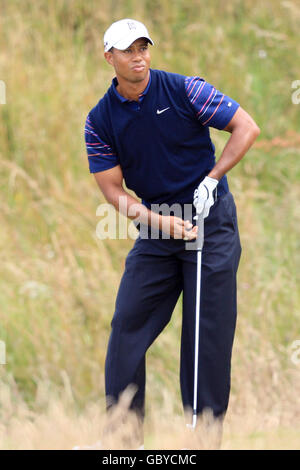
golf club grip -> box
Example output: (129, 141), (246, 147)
(196, 213), (204, 251)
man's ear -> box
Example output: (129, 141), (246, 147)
(104, 51), (114, 66)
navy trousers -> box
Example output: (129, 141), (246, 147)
(105, 192), (242, 419)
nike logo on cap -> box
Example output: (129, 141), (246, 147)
(156, 107), (170, 114)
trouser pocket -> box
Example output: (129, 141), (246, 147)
(219, 192), (238, 232)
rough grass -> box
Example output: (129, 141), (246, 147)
(0, 374), (299, 450)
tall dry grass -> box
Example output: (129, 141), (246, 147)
(0, 0), (299, 449)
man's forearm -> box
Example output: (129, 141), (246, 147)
(104, 185), (162, 229)
(101, 184), (197, 241)
(208, 124), (260, 181)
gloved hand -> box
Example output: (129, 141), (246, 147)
(193, 176), (219, 218)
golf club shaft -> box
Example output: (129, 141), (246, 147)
(192, 249), (202, 427)
(191, 212), (204, 428)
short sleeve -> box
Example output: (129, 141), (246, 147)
(184, 76), (240, 130)
(84, 113), (119, 173)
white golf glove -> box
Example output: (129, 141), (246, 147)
(193, 176), (219, 218)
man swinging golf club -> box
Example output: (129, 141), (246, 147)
(84, 18), (260, 446)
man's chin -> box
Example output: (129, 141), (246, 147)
(130, 69), (149, 82)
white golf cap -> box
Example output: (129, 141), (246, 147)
(103, 18), (154, 52)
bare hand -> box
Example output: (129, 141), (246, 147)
(160, 216), (198, 240)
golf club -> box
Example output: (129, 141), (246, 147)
(187, 209), (205, 430)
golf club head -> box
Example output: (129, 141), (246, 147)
(186, 414), (197, 430)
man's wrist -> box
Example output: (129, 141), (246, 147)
(147, 210), (163, 230)
(158, 214), (164, 231)
(207, 169), (222, 181)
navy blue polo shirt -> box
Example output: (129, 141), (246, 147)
(84, 69), (239, 208)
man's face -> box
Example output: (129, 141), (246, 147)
(104, 38), (151, 83)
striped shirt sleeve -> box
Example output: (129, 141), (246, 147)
(84, 114), (119, 173)
(184, 76), (240, 130)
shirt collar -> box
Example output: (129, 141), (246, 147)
(112, 70), (152, 103)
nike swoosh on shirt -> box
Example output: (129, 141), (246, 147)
(156, 107), (170, 114)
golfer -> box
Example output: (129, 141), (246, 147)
(84, 19), (260, 437)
